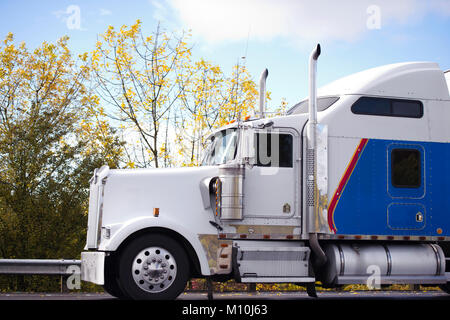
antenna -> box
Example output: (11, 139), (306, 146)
(235, 56), (241, 121)
(235, 26), (251, 122)
(234, 25), (251, 121)
(242, 25), (251, 60)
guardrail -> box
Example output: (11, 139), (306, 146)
(0, 259), (81, 292)
(0, 259), (80, 275)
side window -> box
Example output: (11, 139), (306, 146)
(391, 149), (421, 188)
(351, 97), (423, 118)
(391, 100), (423, 118)
(255, 133), (293, 168)
(352, 97), (390, 115)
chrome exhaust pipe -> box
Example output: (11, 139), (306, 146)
(306, 44), (327, 267)
(259, 69), (268, 118)
(308, 44), (320, 125)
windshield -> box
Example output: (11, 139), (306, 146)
(201, 129), (238, 165)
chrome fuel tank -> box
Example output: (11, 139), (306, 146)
(320, 243), (446, 286)
(218, 164), (244, 221)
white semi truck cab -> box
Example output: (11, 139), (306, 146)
(81, 45), (450, 299)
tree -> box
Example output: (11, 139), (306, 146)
(92, 20), (192, 168)
(175, 59), (259, 166)
(93, 21), (263, 168)
(0, 33), (122, 291)
(175, 58), (224, 166)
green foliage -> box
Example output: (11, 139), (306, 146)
(0, 33), (122, 291)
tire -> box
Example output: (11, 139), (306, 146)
(118, 233), (190, 300)
(440, 283), (450, 294)
(103, 275), (129, 299)
(103, 254), (129, 299)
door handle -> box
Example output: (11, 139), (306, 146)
(416, 212), (423, 222)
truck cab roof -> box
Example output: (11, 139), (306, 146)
(210, 62), (450, 141)
(316, 61), (449, 100)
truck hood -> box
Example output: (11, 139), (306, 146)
(101, 166), (219, 227)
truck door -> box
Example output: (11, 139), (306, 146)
(387, 144), (426, 231)
(243, 128), (299, 218)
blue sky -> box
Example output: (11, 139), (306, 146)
(1, 0), (449, 110)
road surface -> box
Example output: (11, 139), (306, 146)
(0, 290), (448, 300)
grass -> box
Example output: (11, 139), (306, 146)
(184, 279), (442, 293)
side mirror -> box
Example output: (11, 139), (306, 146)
(240, 128), (256, 166)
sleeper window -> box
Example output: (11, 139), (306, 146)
(391, 100), (423, 118)
(391, 149), (421, 188)
(352, 97), (423, 118)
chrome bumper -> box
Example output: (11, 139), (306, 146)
(81, 251), (105, 285)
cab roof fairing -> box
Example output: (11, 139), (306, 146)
(207, 63), (449, 140)
(316, 62), (450, 101)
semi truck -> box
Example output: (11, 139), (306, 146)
(81, 44), (450, 300)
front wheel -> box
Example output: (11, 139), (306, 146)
(118, 234), (190, 300)
(103, 273), (129, 299)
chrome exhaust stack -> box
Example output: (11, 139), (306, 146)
(306, 44), (328, 267)
(308, 45), (320, 127)
(259, 69), (268, 118)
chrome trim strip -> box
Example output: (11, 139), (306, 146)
(336, 275), (447, 285)
(337, 244), (345, 276)
(383, 244), (392, 276)
(429, 243), (442, 276)
(318, 234), (449, 241)
(219, 233), (450, 241)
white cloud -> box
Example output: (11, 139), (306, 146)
(152, 0), (166, 11)
(99, 8), (112, 16)
(428, 0), (450, 15)
(167, 0), (450, 43)
(52, 9), (66, 20)
(151, 0), (169, 22)
(52, 5), (87, 31)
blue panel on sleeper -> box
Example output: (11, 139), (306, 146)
(332, 138), (450, 237)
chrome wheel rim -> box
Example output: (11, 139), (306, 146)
(132, 246), (177, 293)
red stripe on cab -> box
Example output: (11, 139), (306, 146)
(328, 138), (368, 233)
